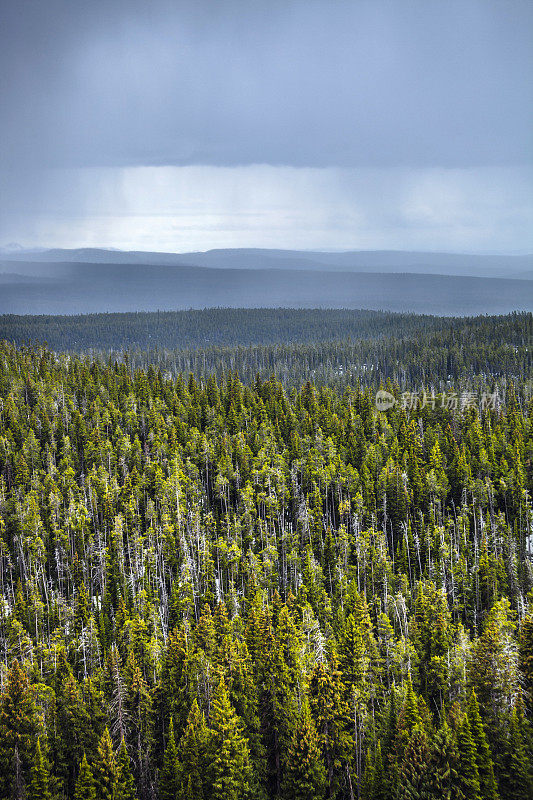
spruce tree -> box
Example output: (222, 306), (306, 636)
(159, 717), (181, 800)
(467, 690), (499, 800)
(281, 706), (326, 800)
(93, 728), (117, 800)
(74, 754), (96, 800)
(455, 713), (481, 800)
(115, 738), (137, 800)
(209, 679), (252, 800)
(27, 738), (52, 800)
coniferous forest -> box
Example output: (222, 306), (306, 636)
(0, 311), (532, 800)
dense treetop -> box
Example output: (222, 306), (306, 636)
(0, 322), (531, 798)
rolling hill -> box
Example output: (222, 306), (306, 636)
(0, 259), (532, 316)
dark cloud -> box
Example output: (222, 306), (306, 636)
(1, 1), (531, 252)
(1, 0), (532, 172)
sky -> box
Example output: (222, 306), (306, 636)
(1, 0), (532, 254)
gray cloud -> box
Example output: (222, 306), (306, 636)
(1, 1), (532, 252)
(2, 0), (532, 172)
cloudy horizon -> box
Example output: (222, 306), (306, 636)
(1, 1), (532, 255)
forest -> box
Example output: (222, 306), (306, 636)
(1, 310), (531, 395)
(0, 313), (532, 799)
(0, 308), (531, 354)
(115, 312), (531, 395)
(0, 308), (489, 352)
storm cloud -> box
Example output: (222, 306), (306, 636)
(1, 0), (532, 251)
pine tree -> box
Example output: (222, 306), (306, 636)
(414, 581), (452, 712)
(382, 688), (398, 762)
(0, 659), (42, 798)
(179, 697), (214, 799)
(398, 673), (422, 737)
(396, 727), (432, 800)
(467, 690), (499, 800)
(470, 599), (518, 729)
(338, 613), (369, 692)
(74, 754), (96, 800)
(159, 717), (181, 800)
(428, 721), (461, 800)
(154, 627), (190, 741)
(361, 747), (376, 800)
(27, 738), (52, 800)
(124, 649), (153, 787)
(115, 738), (137, 800)
(499, 706), (533, 800)
(308, 659), (352, 797)
(93, 727), (117, 800)
(55, 672), (93, 793)
(281, 706), (326, 800)
(254, 606), (296, 796)
(455, 713), (481, 800)
(519, 614), (533, 715)
(75, 581), (91, 632)
(209, 679), (252, 800)
(0, 330), (532, 800)
(361, 740), (384, 800)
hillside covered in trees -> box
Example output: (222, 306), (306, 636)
(0, 308), (457, 352)
(0, 308), (531, 355)
(0, 330), (532, 800)
(116, 311), (532, 395)
(1, 310), (531, 398)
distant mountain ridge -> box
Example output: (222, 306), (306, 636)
(2, 246), (532, 279)
(0, 259), (531, 316)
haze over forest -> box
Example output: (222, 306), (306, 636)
(1, 247), (532, 316)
